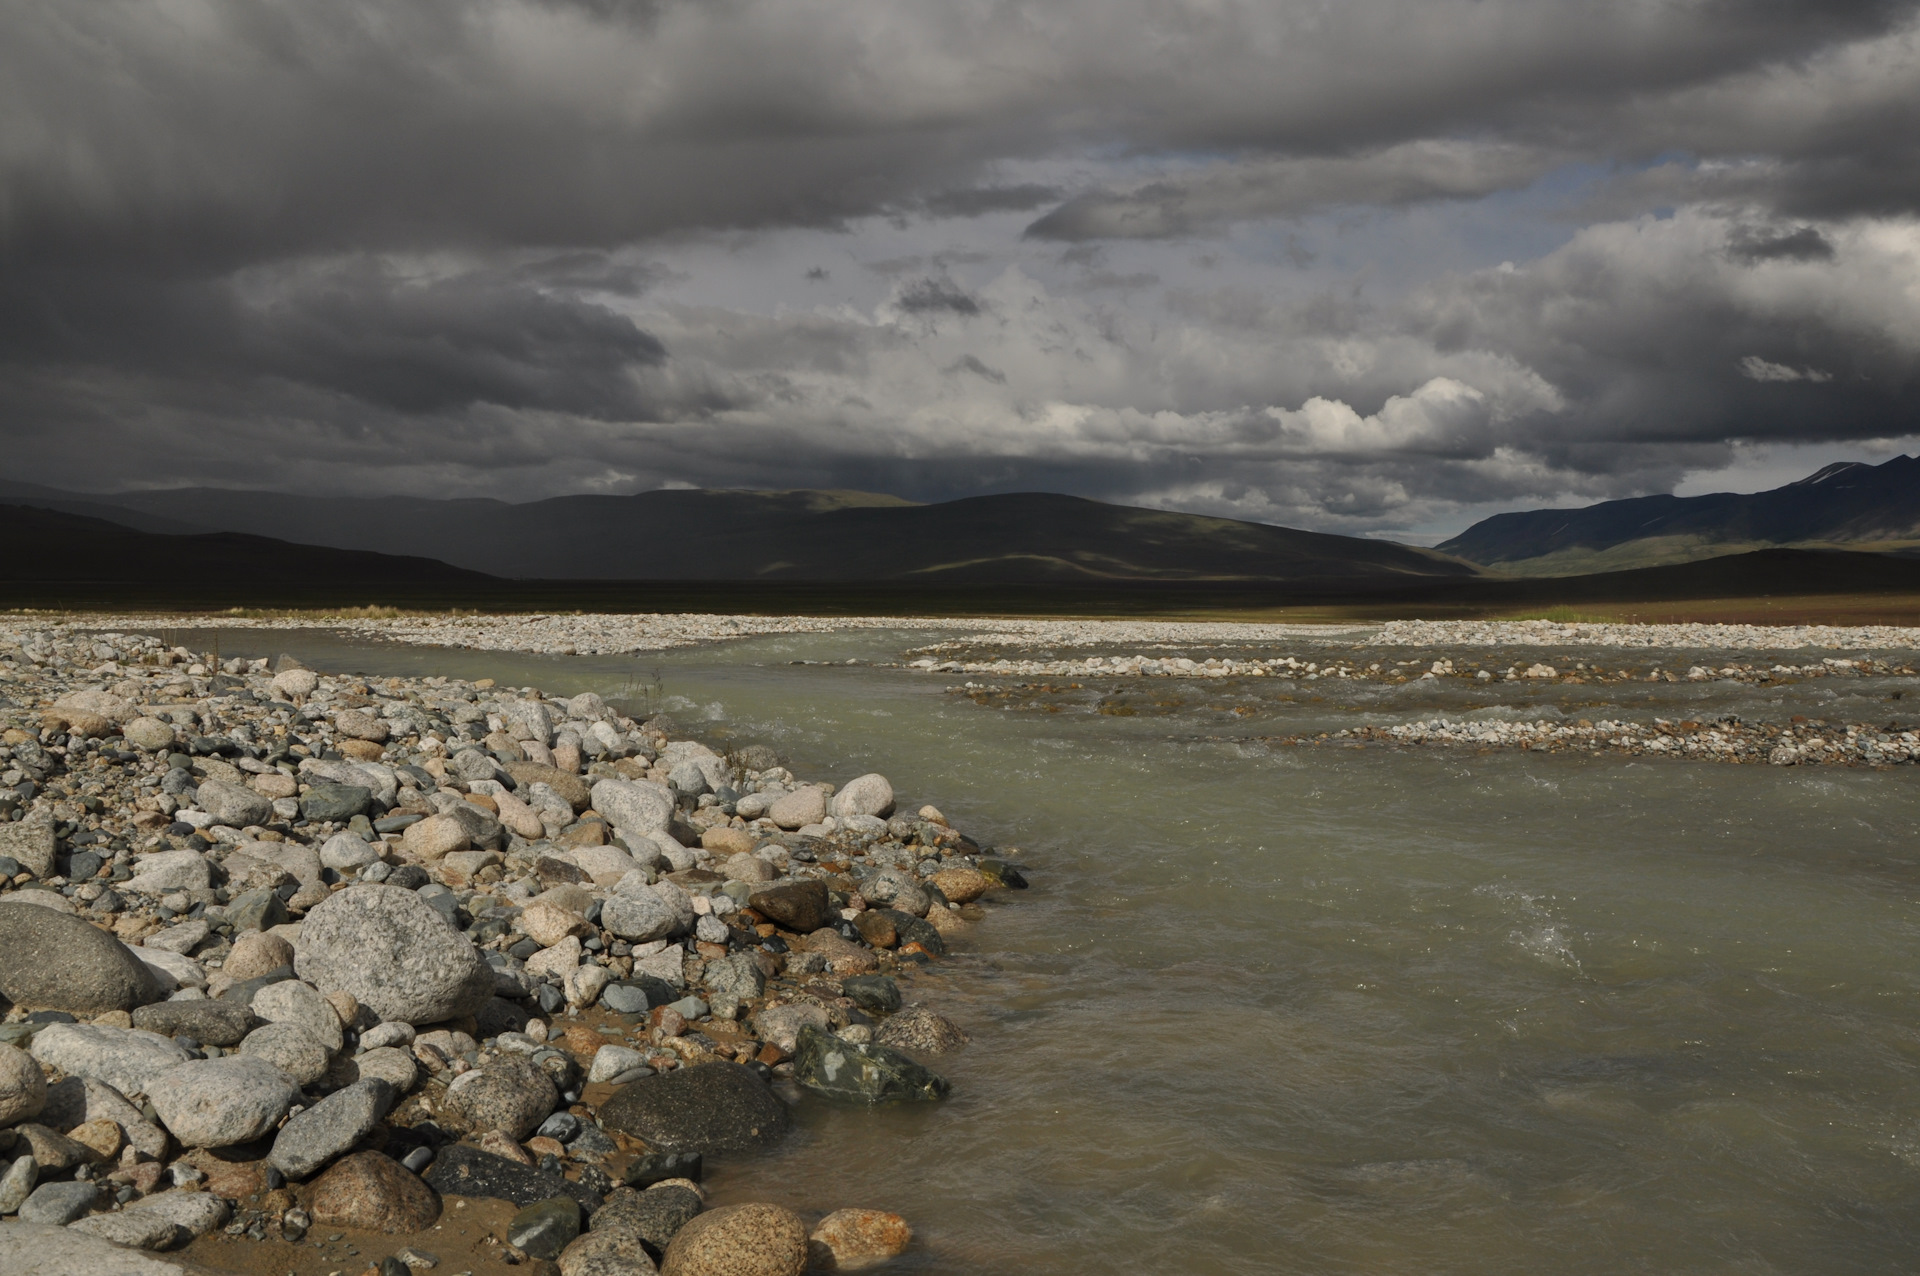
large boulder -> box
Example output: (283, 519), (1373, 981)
(29, 1024), (187, 1097)
(294, 884), (493, 1024)
(591, 779), (674, 839)
(790, 1025), (950, 1104)
(661, 1203), (808, 1276)
(598, 1063), (791, 1154)
(828, 774), (894, 820)
(423, 1144), (603, 1211)
(308, 1151), (442, 1233)
(148, 1055), (300, 1148)
(601, 881), (688, 943)
(194, 779), (271, 829)
(251, 979), (344, 1054)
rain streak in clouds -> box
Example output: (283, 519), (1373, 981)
(6, 1), (1920, 539)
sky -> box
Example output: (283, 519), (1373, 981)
(5, 2), (1920, 542)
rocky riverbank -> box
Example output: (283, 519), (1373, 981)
(0, 623), (1027, 1275)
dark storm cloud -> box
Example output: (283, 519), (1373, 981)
(5, 0), (1920, 525)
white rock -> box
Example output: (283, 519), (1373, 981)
(587, 1044), (644, 1084)
(251, 980), (344, 1054)
(29, 1024), (188, 1098)
(828, 773), (894, 820)
(148, 1055), (299, 1148)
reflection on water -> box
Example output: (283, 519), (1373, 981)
(169, 628), (1920, 1273)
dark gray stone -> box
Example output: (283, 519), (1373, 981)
(225, 887), (290, 933)
(792, 1024), (951, 1104)
(622, 1150), (702, 1189)
(597, 1062), (791, 1154)
(600, 977), (675, 1017)
(422, 1144), (603, 1211)
(747, 881), (832, 934)
(840, 975), (902, 1016)
(300, 784), (371, 823)
(132, 999), (259, 1046)
(17, 1179), (99, 1224)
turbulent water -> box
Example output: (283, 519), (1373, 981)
(185, 626), (1920, 1274)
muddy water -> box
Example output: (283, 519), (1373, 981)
(184, 628), (1920, 1274)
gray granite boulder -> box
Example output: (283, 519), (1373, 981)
(270, 1078), (395, 1179)
(295, 884), (493, 1024)
(148, 1055), (299, 1147)
(29, 1024), (187, 1097)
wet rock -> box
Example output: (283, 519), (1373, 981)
(148, 1055), (300, 1147)
(745, 882), (831, 935)
(593, 1183), (703, 1253)
(807, 1208), (912, 1271)
(0, 1219), (226, 1272)
(598, 1063), (791, 1154)
(872, 1007), (969, 1054)
(308, 1151), (442, 1233)
(926, 867), (989, 905)
(660, 1202), (808, 1276)
(131, 999), (258, 1047)
(623, 1151), (702, 1190)
(767, 789), (826, 831)
(193, 779), (271, 829)
(0, 1043), (46, 1125)
(295, 884), (493, 1024)
(271, 1078), (396, 1179)
(838, 976), (900, 1017)
(30, 1024), (188, 1097)
(791, 1025), (950, 1104)
(423, 1144), (603, 1211)
(0, 906), (162, 1014)
(855, 870), (928, 918)
(509, 1195), (582, 1260)
(591, 779), (675, 839)
(237, 1021), (330, 1086)
(251, 979), (344, 1054)
(444, 1055), (557, 1141)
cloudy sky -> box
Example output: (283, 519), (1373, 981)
(6, 1), (1920, 541)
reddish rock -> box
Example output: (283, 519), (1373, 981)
(808, 1208), (912, 1271)
(306, 1151), (441, 1233)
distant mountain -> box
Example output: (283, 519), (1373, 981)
(0, 485), (1477, 584)
(0, 504), (496, 606)
(1439, 455), (1920, 575)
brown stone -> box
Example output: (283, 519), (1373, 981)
(338, 739), (386, 762)
(699, 827), (755, 857)
(695, 941), (729, 962)
(15, 1123), (96, 1171)
(746, 882), (832, 935)
(560, 1026), (606, 1058)
(526, 1135), (566, 1161)
(556, 821), (607, 848)
(662, 1202), (808, 1276)
(799, 930), (878, 976)
(307, 1151), (441, 1233)
(186, 1148), (272, 1200)
(224, 930), (295, 981)
(402, 814), (470, 861)
(808, 1209), (912, 1271)
(249, 771), (297, 800)
(476, 1129), (534, 1165)
(67, 1119), (124, 1163)
(520, 900), (591, 948)
(928, 868), (988, 905)
(852, 912), (898, 949)
(465, 793), (499, 815)
(504, 762), (591, 811)
(535, 856), (589, 887)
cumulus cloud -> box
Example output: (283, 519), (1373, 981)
(5, 0), (1920, 536)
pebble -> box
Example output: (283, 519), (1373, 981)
(0, 1042), (47, 1124)
(808, 1208), (913, 1271)
(660, 1201), (809, 1276)
(308, 1151), (442, 1233)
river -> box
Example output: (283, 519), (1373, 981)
(171, 624), (1920, 1274)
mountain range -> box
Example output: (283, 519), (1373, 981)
(1439, 454), (1920, 575)
(0, 483), (1471, 584)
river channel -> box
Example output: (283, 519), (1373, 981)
(167, 625), (1920, 1274)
